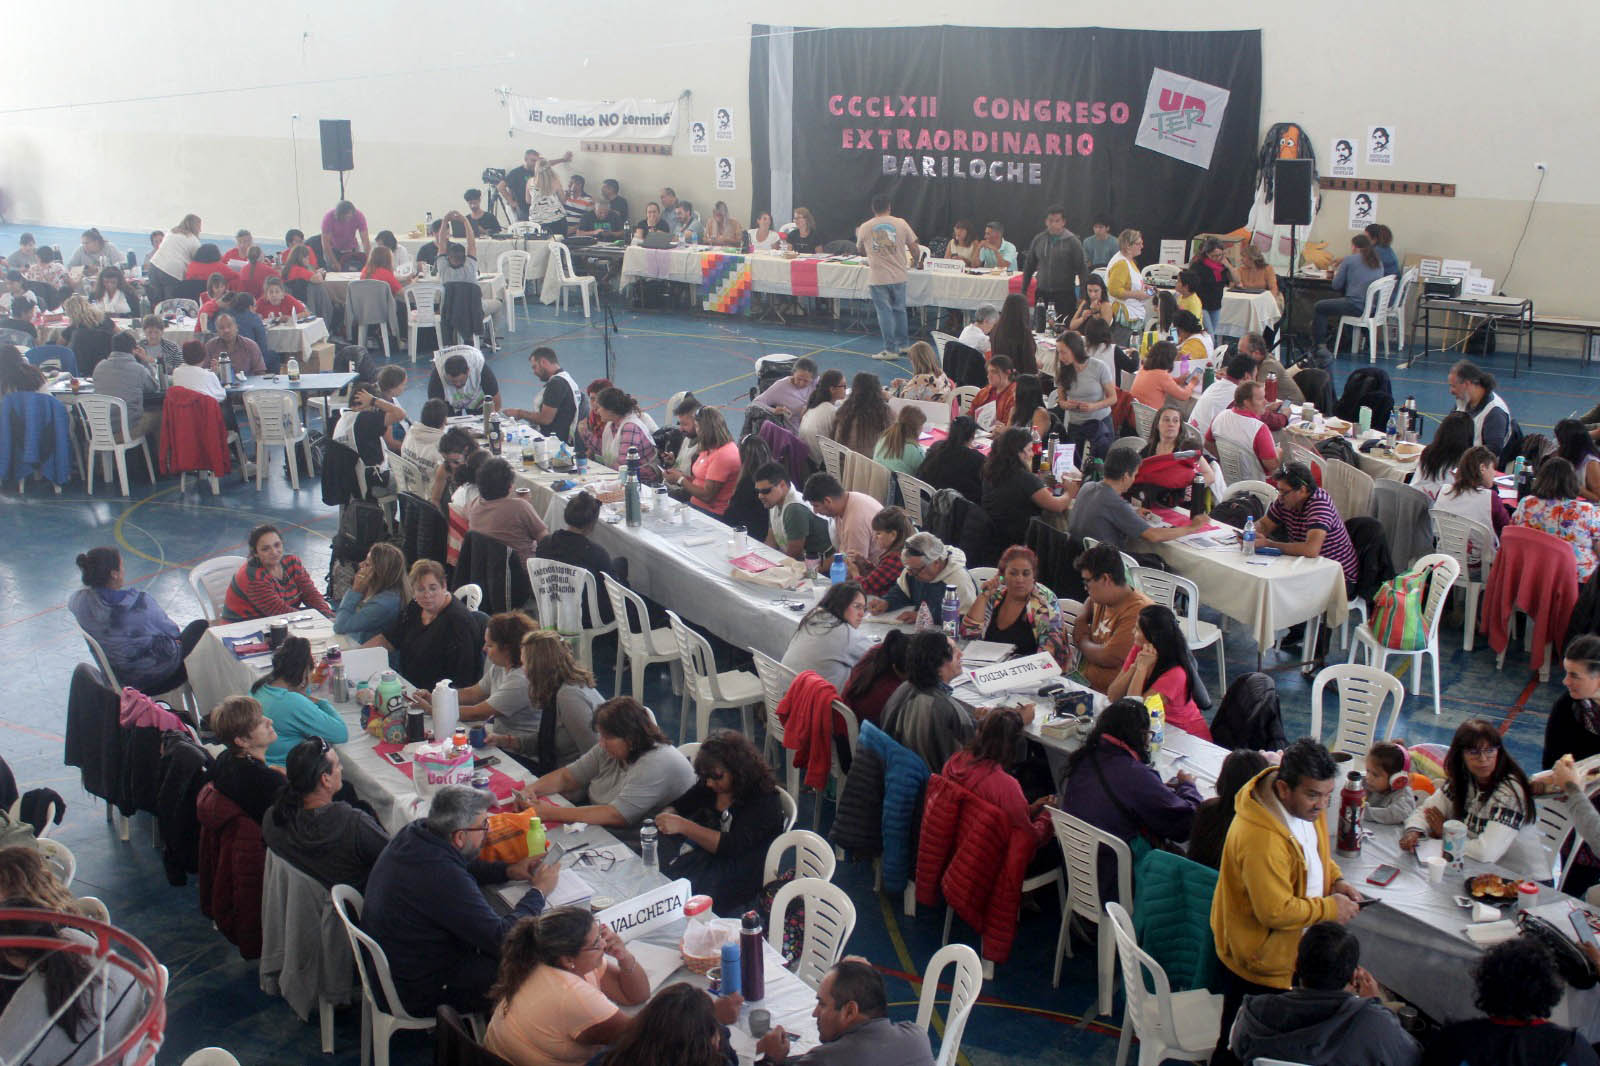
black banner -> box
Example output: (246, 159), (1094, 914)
(751, 25), (1261, 261)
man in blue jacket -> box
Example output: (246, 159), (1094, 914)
(362, 785), (558, 1015)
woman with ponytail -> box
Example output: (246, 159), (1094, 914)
(262, 736), (388, 888)
(484, 907), (650, 1066)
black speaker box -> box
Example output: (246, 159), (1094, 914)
(1273, 159), (1314, 226)
(320, 120), (353, 172)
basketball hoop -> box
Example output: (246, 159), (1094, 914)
(0, 907), (167, 1066)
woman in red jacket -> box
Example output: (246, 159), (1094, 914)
(220, 524), (333, 622)
(360, 245), (404, 295)
(940, 709), (1054, 865)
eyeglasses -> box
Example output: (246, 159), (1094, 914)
(314, 736), (330, 756)
(754, 484), (778, 496)
(580, 936), (606, 954)
(573, 848), (619, 872)
(1465, 747), (1500, 759)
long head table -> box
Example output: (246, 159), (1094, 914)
(186, 610), (823, 1062)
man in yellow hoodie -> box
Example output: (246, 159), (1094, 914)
(1209, 739), (1364, 1066)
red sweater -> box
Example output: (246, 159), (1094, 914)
(256, 293), (306, 318)
(221, 556), (333, 621)
(285, 265), (318, 283)
(185, 260), (241, 287)
(234, 260), (276, 299)
(361, 267), (403, 295)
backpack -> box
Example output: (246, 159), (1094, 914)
(1316, 435), (1360, 468)
(1368, 560), (1437, 651)
(1210, 492), (1265, 529)
(331, 500), (394, 565)
(282, 428), (325, 479)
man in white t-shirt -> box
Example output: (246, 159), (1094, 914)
(957, 304), (998, 355)
(1205, 381), (1284, 474)
(855, 195), (918, 361)
(1188, 354), (1256, 434)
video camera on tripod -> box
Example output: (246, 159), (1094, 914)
(481, 167), (507, 184)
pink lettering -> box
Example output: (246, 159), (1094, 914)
(897, 128), (912, 149)
(828, 95), (844, 116)
(1077, 132), (1095, 155)
(972, 96), (990, 119)
(1045, 133), (1062, 155)
(1111, 101), (1130, 123)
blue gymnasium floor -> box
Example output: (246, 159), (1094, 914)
(4, 221), (1599, 1064)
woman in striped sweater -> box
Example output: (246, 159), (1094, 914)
(221, 524), (333, 622)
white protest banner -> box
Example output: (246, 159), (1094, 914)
(967, 652), (1062, 696)
(1329, 137), (1358, 179)
(594, 879), (693, 942)
(1366, 125), (1395, 166)
(507, 96), (679, 142)
(1133, 68), (1230, 169)
(1348, 191), (1379, 230)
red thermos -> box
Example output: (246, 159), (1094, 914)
(1336, 771), (1364, 856)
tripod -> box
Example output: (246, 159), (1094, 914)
(485, 183), (512, 228)
(590, 259), (620, 381)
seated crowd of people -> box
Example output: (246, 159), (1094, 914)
(19, 183), (1600, 1066)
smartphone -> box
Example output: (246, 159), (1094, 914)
(1366, 864), (1400, 887)
(542, 840), (568, 866)
(474, 755), (500, 769)
(383, 751), (407, 766)
(1572, 911), (1600, 949)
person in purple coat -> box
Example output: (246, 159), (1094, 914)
(1057, 697), (1202, 902)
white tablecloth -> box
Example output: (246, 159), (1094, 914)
(1153, 527), (1350, 652)
(396, 237), (561, 302)
(159, 316), (329, 360)
(1217, 288), (1282, 337)
(621, 246), (1018, 312)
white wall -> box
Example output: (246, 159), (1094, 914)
(4, 0), (1594, 311)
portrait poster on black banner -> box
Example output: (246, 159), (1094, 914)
(750, 25), (1261, 261)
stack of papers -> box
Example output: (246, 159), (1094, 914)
(959, 640), (1015, 665)
(500, 867), (595, 910)
(1179, 531), (1238, 550)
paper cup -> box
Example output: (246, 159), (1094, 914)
(1422, 855), (1447, 884)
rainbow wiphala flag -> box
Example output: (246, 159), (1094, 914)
(699, 252), (752, 314)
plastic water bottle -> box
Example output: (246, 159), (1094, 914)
(829, 552), (848, 584)
(1145, 693), (1165, 765)
(286, 357), (300, 383)
(941, 585), (960, 638)
(639, 818), (659, 872)
(1241, 516), (1257, 557)
(1385, 415), (1398, 449)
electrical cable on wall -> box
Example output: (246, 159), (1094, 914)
(1500, 167), (1546, 292)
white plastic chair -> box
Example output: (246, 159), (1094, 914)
(332, 884), (438, 1066)
(763, 829), (837, 885)
(74, 394), (155, 496)
(952, 386), (979, 417)
(346, 278), (396, 359)
(915, 943), (984, 1066)
(155, 298), (200, 319)
(1385, 266), (1419, 352)
(1534, 787), (1597, 887)
(527, 558), (617, 673)
(1131, 400), (1159, 439)
(967, 566), (997, 586)
(1047, 806), (1131, 1019)
(36, 837), (76, 887)
(1321, 457), (1375, 521)
(776, 786), (798, 833)
(605, 580), (681, 700)
(1132, 568), (1227, 690)
(1222, 480), (1278, 507)
(406, 283), (442, 362)
(75, 896), (110, 922)
(678, 741), (700, 762)
(752, 651), (802, 799)
(189, 555), (244, 621)
(1106, 901), (1223, 1066)
(496, 250), (530, 332)
(1214, 436), (1265, 485)
(1349, 553), (1461, 716)
(1431, 510), (1498, 651)
(1288, 441), (1326, 478)
(930, 330), (956, 360)
(242, 389), (311, 490)
(388, 451), (425, 498)
(667, 611), (761, 743)
(180, 1050), (242, 1066)
(452, 583), (483, 611)
(895, 471), (935, 528)
(1308, 663), (1407, 757)
(1335, 275), (1396, 363)
(768, 877), (857, 990)
(553, 242), (596, 317)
